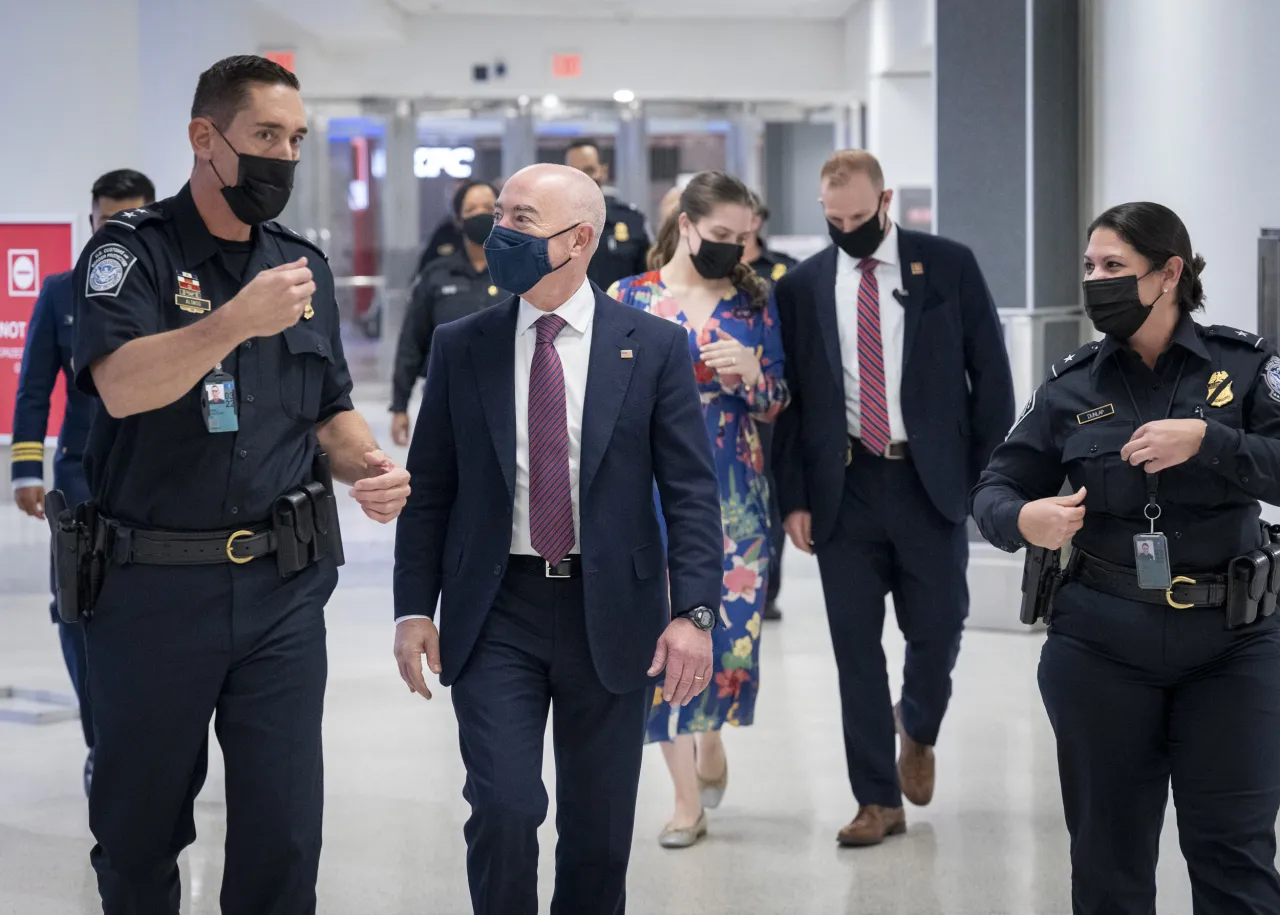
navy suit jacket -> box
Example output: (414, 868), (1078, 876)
(772, 230), (1015, 543)
(393, 284), (724, 695)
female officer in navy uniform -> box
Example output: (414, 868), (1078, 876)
(972, 202), (1280, 915)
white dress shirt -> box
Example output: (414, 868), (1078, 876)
(835, 221), (909, 443)
(510, 278), (594, 556)
(397, 278), (596, 625)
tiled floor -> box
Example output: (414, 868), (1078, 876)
(0, 366), (1216, 913)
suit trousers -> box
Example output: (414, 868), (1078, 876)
(814, 451), (967, 809)
(86, 557), (335, 915)
(758, 422), (785, 604)
(451, 566), (649, 915)
(1041, 582), (1280, 915)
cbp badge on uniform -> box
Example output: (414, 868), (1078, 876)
(1265, 357), (1280, 404)
(771, 263), (788, 281)
(614, 222), (630, 243)
(85, 243), (138, 298)
(1207, 370), (1234, 408)
(175, 272), (211, 314)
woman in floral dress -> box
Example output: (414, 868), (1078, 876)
(609, 171), (789, 848)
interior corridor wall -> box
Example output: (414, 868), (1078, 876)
(0, 0), (141, 248)
(1088, 0), (1280, 333)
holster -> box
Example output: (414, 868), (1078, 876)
(1020, 545), (1062, 625)
(1226, 551), (1268, 629)
(309, 451), (345, 568)
(270, 452), (346, 578)
(45, 491), (106, 623)
(1261, 541), (1280, 620)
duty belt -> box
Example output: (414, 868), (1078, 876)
(1067, 550), (1228, 609)
(109, 523), (277, 566)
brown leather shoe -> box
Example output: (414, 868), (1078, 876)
(836, 805), (906, 847)
(895, 702), (936, 807)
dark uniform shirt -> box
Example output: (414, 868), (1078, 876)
(11, 270), (93, 487)
(416, 219), (464, 276)
(73, 183), (354, 532)
(391, 250), (505, 413)
(972, 316), (1280, 571)
(750, 242), (798, 287)
(587, 195), (651, 292)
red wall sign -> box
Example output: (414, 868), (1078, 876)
(263, 49), (296, 73)
(552, 53), (582, 79)
(0, 218), (74, 442)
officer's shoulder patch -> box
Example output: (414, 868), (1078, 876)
(1264, 356), (1280, 404)
(1206, 324), (1266, 350)
(1049, 341), (1101, 380)
(104, 204), (165, 231)
(84, 242), (139, 298)
(262, 222), (329, 261)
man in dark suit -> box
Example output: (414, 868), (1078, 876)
(773, 149), (1014, 847)
(393, 163), (723, 914)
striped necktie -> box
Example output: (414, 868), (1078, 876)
(856, 258), (891, 456)
(527, 314), (575, 564)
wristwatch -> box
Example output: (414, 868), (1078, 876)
(679, 606), (716, 631)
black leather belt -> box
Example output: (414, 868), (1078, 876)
(111, 524), (277, 566)
(508, 554), (582, 579)
(1068, 550), (1228, 609)
(846, 436), (909, 464)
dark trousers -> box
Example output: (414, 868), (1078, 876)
(451, 567), (649, 915)
(85, 556), (336, 915)
(814, 452), (967, 809)
(1040, 581), (1280, 915)
(50, 459), (94, 748)
(759, 423), (785, 604)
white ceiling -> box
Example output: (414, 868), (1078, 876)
(390, 0), (856, 19)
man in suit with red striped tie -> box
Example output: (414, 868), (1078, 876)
(772, 150), (1014, 847)
(392, 163), (723, 914)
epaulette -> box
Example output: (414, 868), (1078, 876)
(1205, 325), (1266, 350)
(1048, 340), (1101, 380)
(104, 204), (166, 231)
(263, 221), (329, 261)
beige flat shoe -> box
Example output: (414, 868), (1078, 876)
(697, 758), (729, 810)
(659, 811), (708, 849)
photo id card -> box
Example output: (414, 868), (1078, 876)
(1134, 532), (1172, 590)
(201, 369), (239, 434)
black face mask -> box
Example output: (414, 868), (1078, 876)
(1082, 270), (1164, 340)
(210, 125), (298, 225)
(688, 227), (744, 280)
(462, 213), (495, 246)
(827, 197), (887, 260)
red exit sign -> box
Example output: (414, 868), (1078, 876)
(552, 53), (581, 79)
(264, 49), (295, 72)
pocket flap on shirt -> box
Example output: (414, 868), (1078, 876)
(1061, 423), (1134, 462)
(282, 324), (335, 363)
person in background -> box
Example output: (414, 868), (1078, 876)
(743, 190), (797, 620)
(773, 149), (1014, 847)
(11, 167), (155, 796)
(415, 182), (467, 276)
(610, 170), (789, 848)
(391, 180), (504, 446)
(565, 137), (651, 291)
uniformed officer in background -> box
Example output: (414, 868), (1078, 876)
(71, 55), (410, 914)
(390, 179), (505, 446)
(564, 137), (651, 290)
(11, 167), (154, 795)
(742, 190), (796, 620)
(972, 201), (1280, 915)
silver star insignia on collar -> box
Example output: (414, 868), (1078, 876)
(1238, 331), (1251, 337)
(1064, 353), (1075, 362)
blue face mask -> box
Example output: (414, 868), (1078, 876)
(483, 222), (581, 295)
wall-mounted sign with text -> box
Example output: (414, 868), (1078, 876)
(414, 147), (476, 179)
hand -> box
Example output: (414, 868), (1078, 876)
(1120, 419), (1207, 473)
(1017, 487), (1087, 550)
(350, 450), (412, 523)
(647, 617), (713, 707)
(699, 332), (761, 388)
(784, 510), (813, 554)
(393, 617), (442, 700)
(391, 412), (411, 447)
(225, 257), (316, 339)
(14, 485), (45, 521)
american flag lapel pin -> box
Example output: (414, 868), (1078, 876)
(620, 349), (634, 359)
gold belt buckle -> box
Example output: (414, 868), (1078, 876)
(1166, 575), (1196, 609)
(226, 529), (256, 565)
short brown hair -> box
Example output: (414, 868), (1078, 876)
(820, 149), (884, 190)
(192, 55), (301, 127)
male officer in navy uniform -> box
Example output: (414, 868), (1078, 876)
(564, 138), (651, 289)
(11, 168), (154, 795)
(743, 190), (797, 619)
(71, 56), (410, 914)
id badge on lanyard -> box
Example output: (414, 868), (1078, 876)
(201, 363), (239, 433)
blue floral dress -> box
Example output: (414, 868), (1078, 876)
(608, 271), (789, 741)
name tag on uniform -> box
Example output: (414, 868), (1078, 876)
(440, 285), (458, 296)
(201, 366), (239, 433)
(1076, 404), (1115, 425)
(1134, 532), (1172, 590)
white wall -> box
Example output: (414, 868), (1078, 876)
(265, 14), (849, 102)
(0, 0), (141, 246)
(1089, 0), (1280, 332)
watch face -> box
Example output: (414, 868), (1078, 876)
(690, 607), (715, 630)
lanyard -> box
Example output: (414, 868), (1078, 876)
(1116, 353), (1187, 513)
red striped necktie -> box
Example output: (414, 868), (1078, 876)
(856, 258), (892, 456)
(527, 314), (575, 565)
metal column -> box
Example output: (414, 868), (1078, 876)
(502, 108), (537, 179)
(613, 104), (650, 219)
(725, 108), (764, 193)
